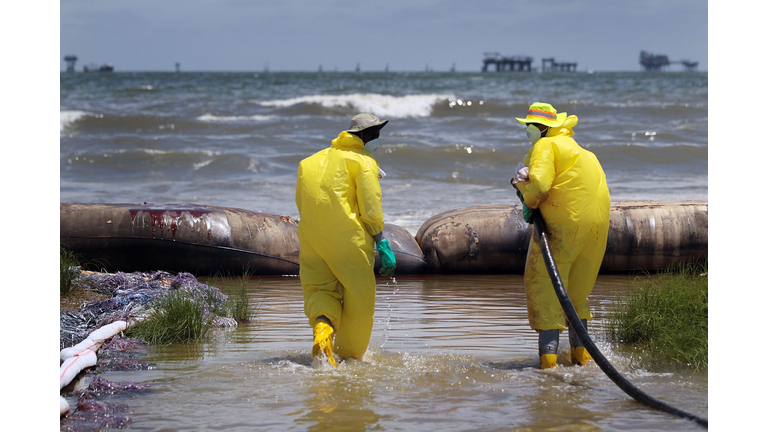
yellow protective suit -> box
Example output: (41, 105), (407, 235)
(295, 131), (385, 360)
(516, 115), (611, 331)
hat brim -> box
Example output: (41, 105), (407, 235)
(515, 112), (566, 127)
(345, 119), (389, 133)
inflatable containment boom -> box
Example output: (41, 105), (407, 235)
(61, 203), (301, 275)
(601, 200), (708, 272)
(60, 203), (427, 275)
(415, 205), (532, 274)
(60, 201), (706, 275)
(416, 201), (707, 274)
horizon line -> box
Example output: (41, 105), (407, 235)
(60, 68), (707, 74)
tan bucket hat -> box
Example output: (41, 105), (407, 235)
(345, 113), (389, 133)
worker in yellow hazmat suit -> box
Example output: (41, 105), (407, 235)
(511, 102), (610, 369)
(295, 113), (397, 367)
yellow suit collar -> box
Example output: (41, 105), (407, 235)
(331, 131), (364, 150)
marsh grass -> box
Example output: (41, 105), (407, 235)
(607, 262), (708, 369)
(208, 269), (261, 322)
(60, 245), (81, 296)
(227, 273), (255, 322)
(127, 289), (215, 344)
(124, 269), (262, 344)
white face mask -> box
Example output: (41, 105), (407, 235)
(364, 138), (379, 153)
(526, 124), (543, 144)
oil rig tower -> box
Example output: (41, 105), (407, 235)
(64, 55), (78, 72)
(541, 58), (577, 72)
(640, 51), (698, 71)
(482, 52), (533, 72)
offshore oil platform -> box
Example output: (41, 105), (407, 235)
(639, 51), (698, 71)
(541, 58), (577, 72)
(63, 55), (114, 73)
(482, 52), (533, 71)
(64, 55), (78, 72)
(83, 63), (115, 73)
(482, 52), (576, 72)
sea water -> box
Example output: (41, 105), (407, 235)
(60, 71), (707, 234)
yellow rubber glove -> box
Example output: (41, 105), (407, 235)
(312, 320), (337, 368)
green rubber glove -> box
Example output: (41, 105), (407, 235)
(516, 190), (535, 224)
(376, 238), (397, 276)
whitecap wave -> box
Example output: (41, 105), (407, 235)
(257, 93), (454, 118)
(60, 110), (90, 132)
(193, 159), (214, 170)
(197, 113), (275, 122)
(142, 149), (171, 155)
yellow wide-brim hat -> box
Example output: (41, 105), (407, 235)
(515, 102), (567, 127)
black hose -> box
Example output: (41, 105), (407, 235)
(531, 211), (708, 429)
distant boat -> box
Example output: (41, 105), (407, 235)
(84, 63), (114, 73)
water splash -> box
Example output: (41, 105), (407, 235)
(378, 277), (398, 350)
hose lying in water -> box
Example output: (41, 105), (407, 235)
(531, 212), (708, 429)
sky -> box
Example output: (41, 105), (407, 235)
(59, 0), (707, 73)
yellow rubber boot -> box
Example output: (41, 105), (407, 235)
(538, 329), (559, 369)
(570, 347), (592, 366)
(540, 354), (558, 369)
(568, 318), (591, 366)
(312, 319), (337, 368)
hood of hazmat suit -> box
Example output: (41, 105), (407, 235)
(295, 131), (385, 359)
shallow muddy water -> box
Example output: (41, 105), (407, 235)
(89, 275), (707, 431)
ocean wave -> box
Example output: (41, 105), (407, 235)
(256, 93), (454, 118)
(60, 110), (91, 132)
(141, 149), (172, 155)
(193, 159), (214, 170)
(197, 113), (276, 122)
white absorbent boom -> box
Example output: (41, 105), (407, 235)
(59, 320), (129, 416)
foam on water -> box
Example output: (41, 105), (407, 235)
(60, 110), (90, 132)
(257, 93), (455, 118)
(197, 113), (276, 122)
